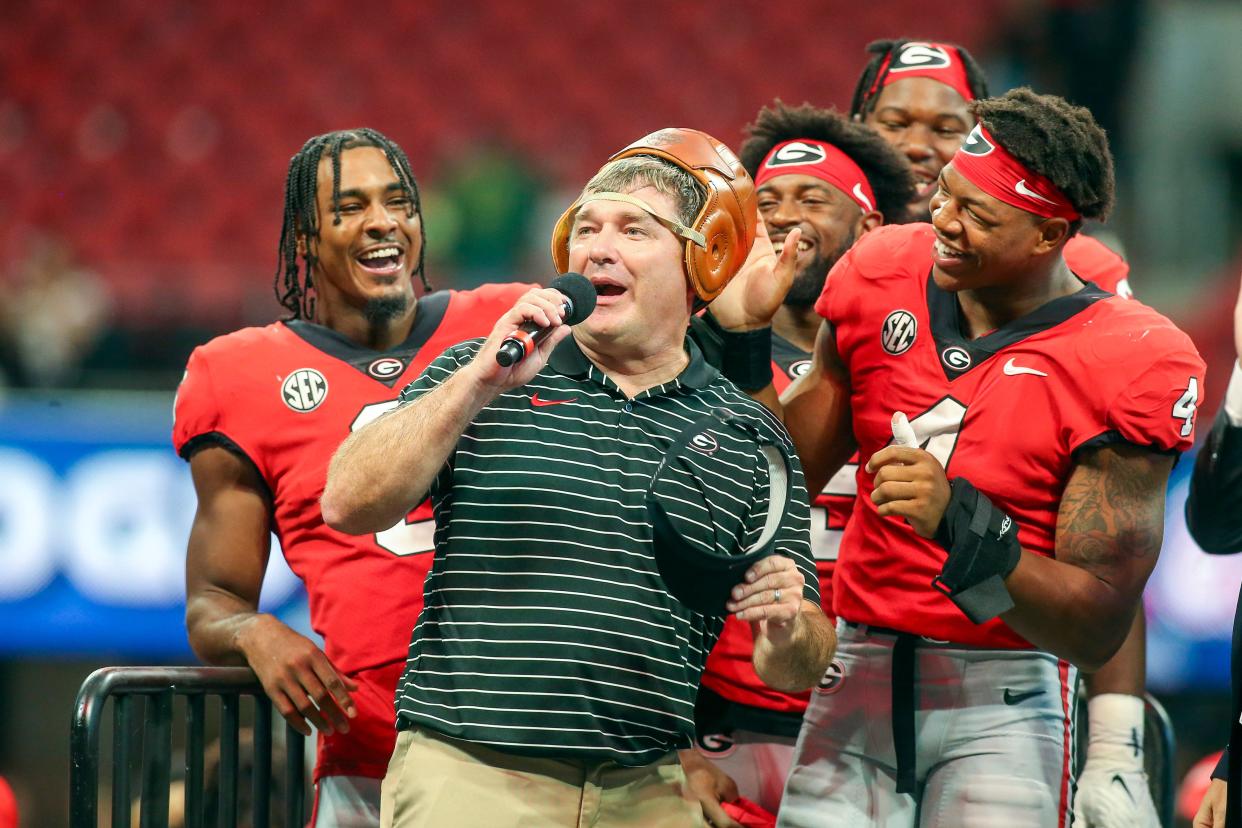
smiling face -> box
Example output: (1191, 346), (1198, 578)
(304, 146), (423, 321)
(757, 173), (862, 307)
(565, 186), (694, 354)
(863, 77), (973, 220)
(928, 162), (1062, 291)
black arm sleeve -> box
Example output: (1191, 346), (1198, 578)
(1186, 405), (1242, 554)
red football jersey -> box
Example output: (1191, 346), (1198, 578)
(771, 335), (852, 606)
(173, 284), (528, 780)
(697, 233), (1135, 714)
(815, 224), (1203, 648)
(1064, 234), (1132, 298)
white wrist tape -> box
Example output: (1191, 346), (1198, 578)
(1085, 693), (1146, 771)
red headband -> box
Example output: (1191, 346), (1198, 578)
(755, 140), (877, 213)
(950, 124), (1081, 221)
(871, 41), (974, 104)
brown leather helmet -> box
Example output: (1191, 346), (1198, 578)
(550, 128), (758, 302)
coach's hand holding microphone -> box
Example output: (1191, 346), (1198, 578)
(466, 273), (597, 392)
(495, 273), (597, 367)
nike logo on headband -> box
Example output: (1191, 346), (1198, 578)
(1014, 179), (1056, 205)
(852, 183), (874, 212)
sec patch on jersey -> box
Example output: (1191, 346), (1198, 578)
(281, 368), (329, 412)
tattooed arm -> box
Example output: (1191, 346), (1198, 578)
(999, 444), (1173, 671)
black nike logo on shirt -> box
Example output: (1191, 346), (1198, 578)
(1002, 688), (1045, 705)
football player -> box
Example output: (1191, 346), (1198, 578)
(175, 128), (530, 826)
(853, 41), (1155, 827)
(687, 102), (913, 824)
(712, 88), (1203, 827)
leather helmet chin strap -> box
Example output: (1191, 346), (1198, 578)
(574, 192), (707, 248)
(751, 443), (789, 552)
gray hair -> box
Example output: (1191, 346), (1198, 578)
(580, 155), (706, 226)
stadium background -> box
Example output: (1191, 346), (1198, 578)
(1, 0), (1240, 823)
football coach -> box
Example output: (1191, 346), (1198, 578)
(322, 128), (834, 828)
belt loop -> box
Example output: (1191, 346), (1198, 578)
(891, 633), (917, 794)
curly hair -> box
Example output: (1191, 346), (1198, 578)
(972, 87), (1115, 227)
(849, 38), (990, 119)
(274, 128), (428, 320)
(739, 100), (917, 223)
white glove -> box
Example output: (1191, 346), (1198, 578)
(1073, 693), (1160, 828)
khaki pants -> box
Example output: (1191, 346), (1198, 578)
(380, 727), (706, 828)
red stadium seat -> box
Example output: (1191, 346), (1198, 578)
(3, 0), (999, 323)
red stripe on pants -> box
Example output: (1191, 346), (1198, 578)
(1057, 660), (1072, 828)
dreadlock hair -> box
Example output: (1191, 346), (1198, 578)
(274, 128), (428, 320)
(972, 88), (1115, 233)
(849, 39), (990, 119)
(739, 100), (918, 223)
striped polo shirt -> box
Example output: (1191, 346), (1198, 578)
(392, 333), (817, 766)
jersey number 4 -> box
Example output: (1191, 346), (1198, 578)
(349, 401), (435, 556)
(896, 397), (969, 466)
(1172, 377), (1199, 438)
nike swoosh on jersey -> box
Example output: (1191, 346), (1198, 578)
(1014, 179), (1056, 205)
(1002, 688), (1045, 705)
(531, 393), (577, 407)
(1002, 358), (1048, 377)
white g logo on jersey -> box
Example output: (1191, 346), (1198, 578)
(941, 347), (972, 371)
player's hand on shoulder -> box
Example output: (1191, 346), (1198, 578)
(466, 287), (573, 391)
(708, 221), (800, 332)
(236, 614), (358, 737)
(866, 412), (951, 539)
(678, 749), (744, 828)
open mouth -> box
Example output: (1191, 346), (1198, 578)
(772, 237), (812, 257)
(912, 169), (940, 201)
(356, 246), (404, 274)
(589, 275), (627, 300)
(933, 238), (970, 265)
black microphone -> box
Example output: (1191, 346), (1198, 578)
(495, 273), (597, 367)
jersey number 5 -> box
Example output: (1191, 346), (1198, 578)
(349, 401), (435, 556)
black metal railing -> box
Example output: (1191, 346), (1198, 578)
(70, 666), (307, 828)
(1145, 693), (1177, 828)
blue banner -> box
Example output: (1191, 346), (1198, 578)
(0, 392), (305, 658)
(0, 392), (1236, 688)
